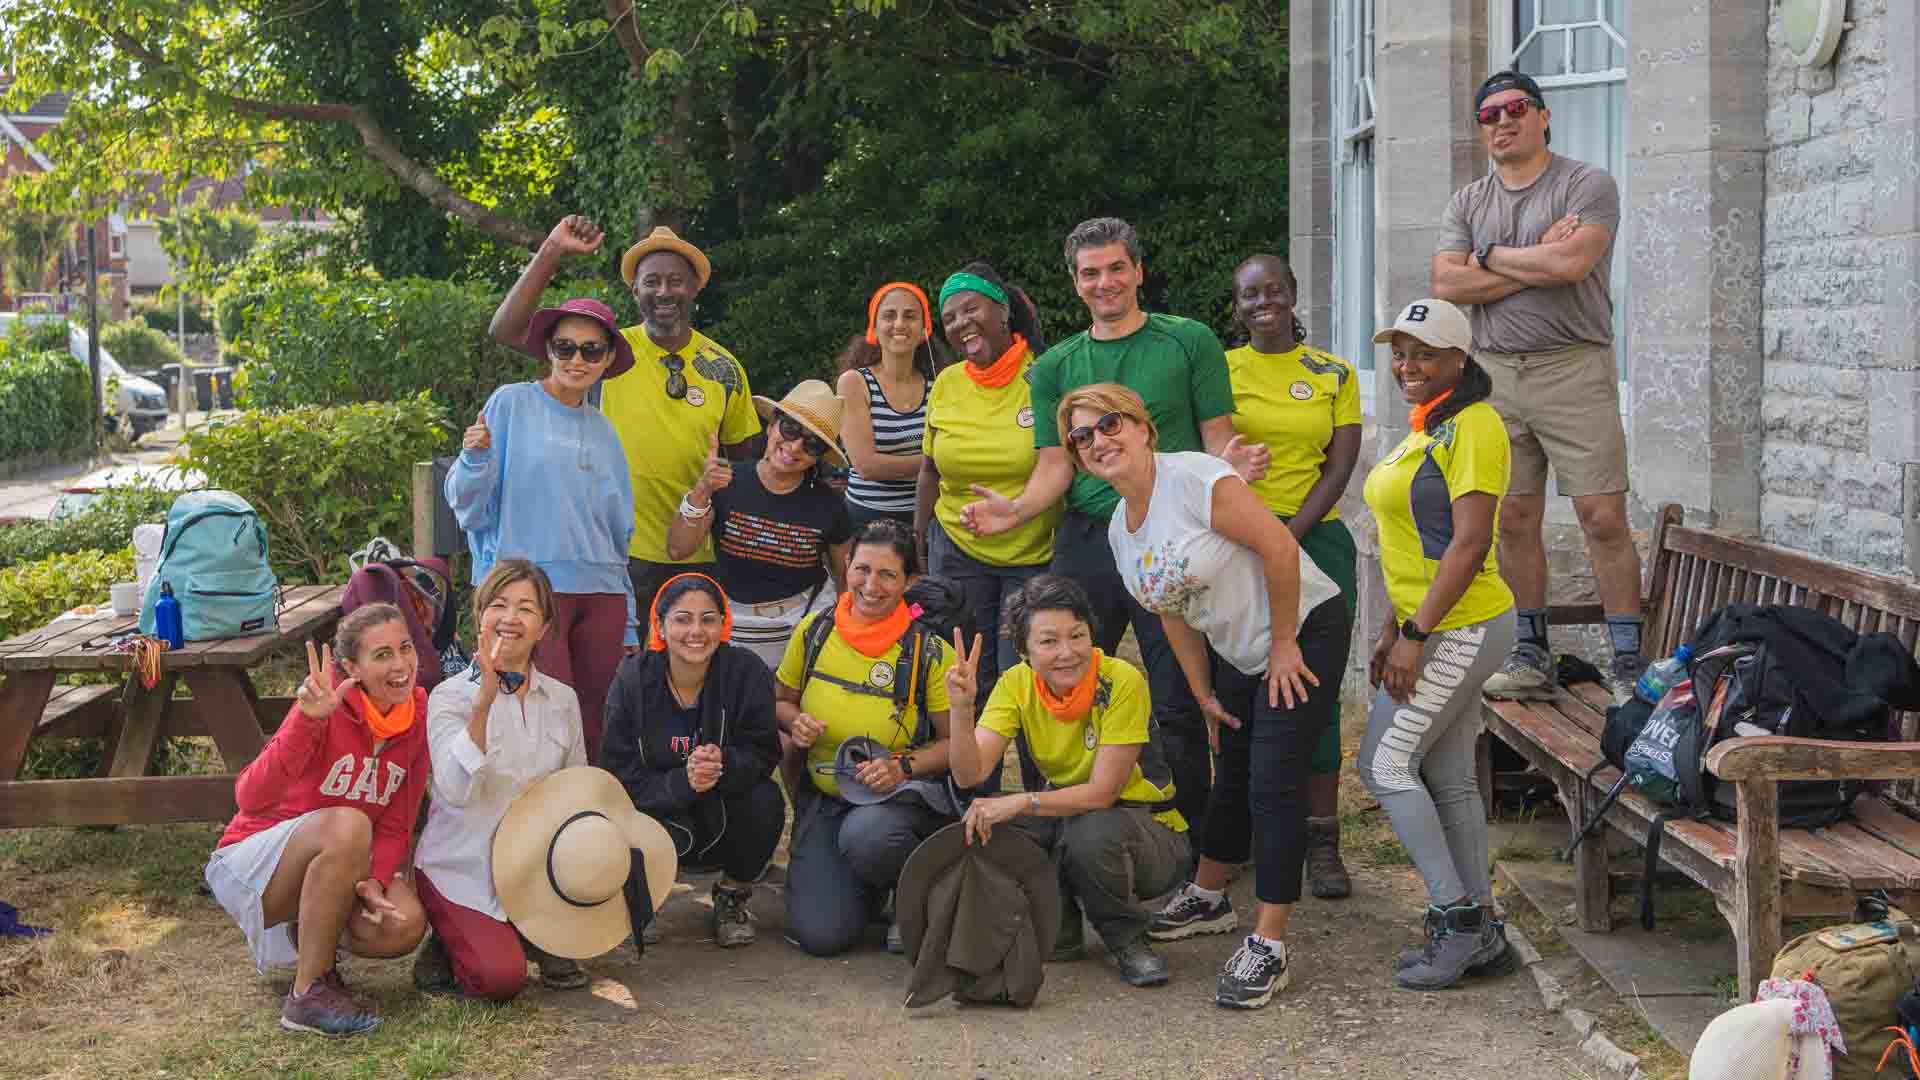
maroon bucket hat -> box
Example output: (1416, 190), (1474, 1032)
(523, 298), (636, 380)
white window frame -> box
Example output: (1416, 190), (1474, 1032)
(1331, 0), (1380, 413)
(1489, 0), (1630, 416)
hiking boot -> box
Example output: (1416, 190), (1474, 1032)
(521, 937), (590, 991)
(1393, 906), (1443, 971)
(712, 882), (757, 949)
(1216, 936), (1290, 1010)
(1468, 916), (1520, 976)
(1306, 817), (1352, 899)
(1482, 646), (1556, 701)
(280, 978), (380, 1036)
(412, 931), (456, 994)
(1396, 901), (1497, 991)
(1607, 653), (1649, 706)
(1108, 938), (1171, 988)
(1147, 883), (1236, 941)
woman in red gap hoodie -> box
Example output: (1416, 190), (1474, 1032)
(203, 603), (432, 1037)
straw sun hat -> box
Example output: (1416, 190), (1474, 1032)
(493, 766), (678, 960)
(753, 379), (849, 468)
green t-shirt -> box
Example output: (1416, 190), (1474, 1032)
(1030, 313), (1236, 520)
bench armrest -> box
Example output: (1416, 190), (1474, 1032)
(1705, 735), (1920, 782)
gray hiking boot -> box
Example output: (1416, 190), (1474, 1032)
(1482, 645), (1555, 701)
(1393, 906), (1443, 971)
(1108, 938), (1171, 987)
(1396, 906), (1518, 975)
(712, 882), (757, 948)
(1396, 901), (1502, 991)
(1306, 817), (1352, 899)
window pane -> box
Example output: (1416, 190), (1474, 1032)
(1517, 29), (1565, 76)
(1541, 82), (1628, 384)
(1336, 139), (1377, 375)
(1572, 26), (1617, 73)
(1515, 0), (1534, 40)
(1541, 0), (1586, 25)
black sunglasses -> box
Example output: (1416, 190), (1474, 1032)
(549, 337), (612, 363)
(1066, 411), (1125, 450)
(775, 413), (830, 457)
(1476, 97), (1542, 126)
(662, 353), (688, 400)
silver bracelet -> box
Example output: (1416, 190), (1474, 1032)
(1026, 791), (1041, 815)
(679, 493), (712, 519)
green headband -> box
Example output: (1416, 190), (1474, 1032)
(937, 272), (1009, 311)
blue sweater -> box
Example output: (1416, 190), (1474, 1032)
(446, 382), (638, 645)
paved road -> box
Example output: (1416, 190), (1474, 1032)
(0, 414), (212, 521)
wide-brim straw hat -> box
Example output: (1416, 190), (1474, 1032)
(1688, 999), (1824, 1080)
(523, 297), (636, 380)
(493, 766), (677, 960)
(620, 226), (712, 289)
(753, 379), (849, 468)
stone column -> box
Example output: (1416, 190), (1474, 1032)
(1877, 5), (1920, 575)
(1623, 1), (1769, 534)
(1290, 0), (1336, 349)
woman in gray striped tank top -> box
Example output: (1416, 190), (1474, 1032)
(836, 282), (940, 532)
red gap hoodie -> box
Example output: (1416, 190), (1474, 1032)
(216, 683), (432, 884)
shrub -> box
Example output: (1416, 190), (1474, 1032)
(99, 318), (188, 373)
(0, 547), (133, 643)
(180, 394), (449, 584)
(0, 348), (89, 461)
(212, 223), (365, 344)
(0, 484), (179, 571)
(133, 293), (215, 336)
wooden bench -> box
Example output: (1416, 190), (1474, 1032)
(1481, 504), (1920, 998)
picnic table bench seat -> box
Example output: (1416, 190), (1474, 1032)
(1479, 504), (1920, 999)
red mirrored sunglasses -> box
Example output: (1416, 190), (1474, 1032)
(1476, 97), (1543, 125)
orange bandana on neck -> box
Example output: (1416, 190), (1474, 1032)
(963, 334), (1028, 390)
(1034, 649), (1103, 723)
(1408, 389), (1455, 434)
(832, 592), (913, 658)
(358, 688), (416, 739)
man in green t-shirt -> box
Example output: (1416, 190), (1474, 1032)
(960, 216), (1267, 840)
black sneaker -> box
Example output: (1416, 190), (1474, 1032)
(1216, 936), (1289, 1010)
(280, 979), (380, 1036)
(1147, 883), (1236, 941)
(1109, 939), (1170, 987)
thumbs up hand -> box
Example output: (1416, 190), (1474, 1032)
(463, 412), (492, 451)
(694, 434), (733, 499)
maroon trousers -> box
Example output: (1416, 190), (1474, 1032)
(532, 590), (628, 764)
(416, 869), (526, 1002)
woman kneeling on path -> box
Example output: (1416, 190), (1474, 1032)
(1066, 383), (1350, 1011)
(413, 560), (594, 1000)
(945, 575), (1190, 989)
(776, 518), (958, 956)
(205, 606), (431, 1037)
(1357, 300), (1518, 990)
(602, 573), (785, 948)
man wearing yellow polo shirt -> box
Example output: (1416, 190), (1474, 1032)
(490, 216), (763, 620)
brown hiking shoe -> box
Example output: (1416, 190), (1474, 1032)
(1305, 817), (1352, 899)
(280, 978), (379, 1036)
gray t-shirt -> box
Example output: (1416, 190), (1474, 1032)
(1437, 154), (1618, 354)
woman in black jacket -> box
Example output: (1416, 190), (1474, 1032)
(602, 573), (785, 948)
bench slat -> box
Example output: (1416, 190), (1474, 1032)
(1820, 819), (1920, 889)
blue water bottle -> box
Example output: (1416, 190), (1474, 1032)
(154, 582), (184, 648)
(1634, 643), (1692, 705)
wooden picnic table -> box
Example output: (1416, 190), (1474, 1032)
(0, 584), (344, 828)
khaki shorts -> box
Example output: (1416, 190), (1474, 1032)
(1477, 342), (1628, 498)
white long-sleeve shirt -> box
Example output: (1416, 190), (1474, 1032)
(414, 665), (587, 920)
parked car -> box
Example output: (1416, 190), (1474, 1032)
(0, 312), (171, 438)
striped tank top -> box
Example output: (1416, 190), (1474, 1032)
(845, 366), (926, 513)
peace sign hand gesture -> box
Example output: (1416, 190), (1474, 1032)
(297, 639), (357, 721)
(943, 628), (986, 713)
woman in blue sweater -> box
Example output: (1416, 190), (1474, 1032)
(446, 297), (638, 763)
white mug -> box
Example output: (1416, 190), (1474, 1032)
(110, 582), (141, 618)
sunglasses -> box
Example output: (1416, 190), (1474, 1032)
(775, 413), (830, 457)
(549, 337), (612, 363)
(1476, 97), (1542, 126)
(662, 352), (688, 400)
(1066, 411), (1125, 450)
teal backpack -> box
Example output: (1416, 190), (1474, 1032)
(139, 490), (279, 641)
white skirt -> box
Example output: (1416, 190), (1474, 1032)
(204, 809), (334, 973)
(728, 583), (836, 671)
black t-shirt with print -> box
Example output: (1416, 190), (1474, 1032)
(711, 466), (852, 604)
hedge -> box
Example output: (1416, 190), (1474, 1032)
(100, 318), (189, 372)
(134, 292), (216, 336)
(180, 393), (449, 584)
(0, 348), (90, 461)
(0, 484), (178, 571)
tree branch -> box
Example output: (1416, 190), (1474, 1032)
(605, 0), (652, 77)
(108, 29), (544, 249)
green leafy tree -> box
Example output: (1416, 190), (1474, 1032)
(157, 205), (261, 298)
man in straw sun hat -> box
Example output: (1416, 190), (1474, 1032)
(489, 215), (763, 628)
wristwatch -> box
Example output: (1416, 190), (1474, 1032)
(899, 753), (916, 779)
(1475, 242), (1495, 268)
(1400, 618), (1432, 643)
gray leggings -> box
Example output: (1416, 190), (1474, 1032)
(1356, 609), (1516, 906)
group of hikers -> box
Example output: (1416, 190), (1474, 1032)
(203, 70), (1640, 1038)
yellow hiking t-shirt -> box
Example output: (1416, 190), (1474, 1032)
(1227, 344), (1362, 519)
(603, 327), (761, 563)
(979, 654), (1186, 832)
(1362, 401), (1514, 630)
(922, 351), (1061, 567)
(776, 611), (953, 799)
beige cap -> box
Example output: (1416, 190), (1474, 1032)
(1374, 299), (1473, 354)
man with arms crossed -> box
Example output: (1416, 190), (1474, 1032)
(1432, 71), (1645, 700)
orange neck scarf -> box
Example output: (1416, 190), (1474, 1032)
(358, 688), (416, 739)
(963, 334), (1028, 390)
(833, 592), (913, 658)
(1409, 389), (1455, 434)
(1034, 650), (1103, 723)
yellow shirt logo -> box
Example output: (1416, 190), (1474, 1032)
(868, 661), (894, 688)
(1290, 380), (1313, 401)
(685, 386), (707, 407)
(1016, 406), (1034, 428)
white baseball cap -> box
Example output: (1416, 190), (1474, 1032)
(1374, 299), (1473, 354)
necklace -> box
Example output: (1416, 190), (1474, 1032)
(668, 678), (702, 710)
(757, 459), (804, 495)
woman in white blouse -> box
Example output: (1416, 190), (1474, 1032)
(1060, 382), (1350, 1013)
(412, 559), (591, 1000)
